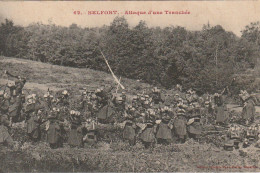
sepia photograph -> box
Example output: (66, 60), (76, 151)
(0, 1), (260, 172)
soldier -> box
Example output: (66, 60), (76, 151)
(26, 108), (44, 142)
(187, 107), (202, 140)
(214, 93), (228, 125)
(243, 125), (257, 148)
(80, 88), (91, 119)
(24, 94), (37, 120)
(122, 106), (137, 146)
(83, 118), (98, 145)
(151, 87), (164, 105)
(43, 90), (54, 112)
(57, 90), (70, 107)
(140, 118), (156, 148)
(8, 91), (24, 123)
(174, 108), (187, 143)
(0, 114), (15, 147)
(241, 96), (256, 125)
(0, 90), (9, 115)
(47, 108), (63, 149)
(68, 110), (84, 148)
(176, 84), (182, 92)
(156, 108), (173, 145)
(97, 97), (115, 124)
(5, 70), (26, 96)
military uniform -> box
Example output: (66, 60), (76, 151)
(122, 112), (136, 146)
(0, 114), (14, 147)
(47, 110), (62, 149)
(68, 111), (83, 148)
(174, 108), (187, 143)
(9, 95), (23, 123)
(214, 94), (228, 125)
(140, 119), (156, 148)
(26, 112), (42, 142)
(156, 113), (172, 144)
(241, 97), (255, 125)
(0, 93), (9, 114)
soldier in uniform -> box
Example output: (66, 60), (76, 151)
(8, 91), (23, 123)
(5, 70), (27, 96)
(43, 90), (54, 112)
(241, 96), (256, 125)
(151, 87), (164, 105)
(214, 93), (228, 125)
(122, 106), (137, 146)
(174, 108), (187, 143)
(0, 113), (15, 147)
(140, 118), (156, 148)
(68, 110), (84, 148)
(83, 118), (98, 145)
(26, 108), (44, 142)
(187, 107), (202, 140)
(47, 108), (63, 149)
(0, 90), (9, 115)
(243, 125), (257, 148)
(156, 107), (173, 145)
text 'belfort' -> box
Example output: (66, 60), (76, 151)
(73, 10), (191, 15)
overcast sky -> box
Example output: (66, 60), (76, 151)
(0, 1), (260, 36)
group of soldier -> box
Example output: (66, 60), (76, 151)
(0, 70), (259, 151)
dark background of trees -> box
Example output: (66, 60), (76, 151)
(0, 17), (260, 95)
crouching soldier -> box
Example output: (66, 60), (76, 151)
(224, 124), (243, 150)
(83, 119), (98, 146)
(122, 106), (136, 146)
(47, 108), (63, 149)
(243, 125), (257, 148)
(140, 119), (156, 148)
(156, 108), (173, 145)
(68, 111), (83, 148)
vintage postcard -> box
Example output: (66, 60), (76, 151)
(0, 1), (260, 172)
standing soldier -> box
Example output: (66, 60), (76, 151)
(122, 106), (136, 146)
(241, 96), (256, 125)
(43, 89), (54, 112)
(214, 93), (228, 125)
(68, 111), (83, 148)
(5, 70), (27, 97)
(187, 107), (202, 140)
(47, 108), (62, 149)
(174, 108), (187, 143)
(140, 118), (156, 148)
(5, 70), (27, 124)
(156, 107), (173, 145)
(26, 108), (44, 143)
(151, 87), (164, 105)
(8, 91), (23, 123)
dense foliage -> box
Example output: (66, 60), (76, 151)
(0, 17), (259, 94)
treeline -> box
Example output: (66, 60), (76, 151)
(0, 17), (260, 95)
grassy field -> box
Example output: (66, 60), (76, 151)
(0, 56), (260, 172)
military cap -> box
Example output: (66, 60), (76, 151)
(132, 95), (138, 100)
(62, 90), (69, 95)
(96, 88), (101, 93)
